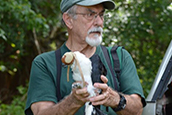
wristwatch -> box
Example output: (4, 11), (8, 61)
(113, 93), (127, 112)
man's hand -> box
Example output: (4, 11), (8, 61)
(89, 75), (143, 115)
(70, 82), (90, 106)
(89, 75), (120, 107)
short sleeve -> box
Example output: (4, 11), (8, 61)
(119, 49), (146, 107)
(25, 54), (57, 115)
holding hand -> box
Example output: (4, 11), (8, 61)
(70, 81), (90, 106)
(90, 75), (120, 108)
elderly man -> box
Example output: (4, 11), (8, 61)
(25, 0), (146, 115)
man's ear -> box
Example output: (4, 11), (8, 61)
(63, 13), (73, 29)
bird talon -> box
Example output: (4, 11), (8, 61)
(72, 82), (82, 89)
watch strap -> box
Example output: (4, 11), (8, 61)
(113, 93), (126, 112)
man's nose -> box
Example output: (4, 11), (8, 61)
(93, 15), (104, 27)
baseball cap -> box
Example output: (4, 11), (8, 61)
(60, 0), (115, 13)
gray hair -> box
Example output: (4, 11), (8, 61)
(61, 5), (78, 26)
(66, 5), (78, 19)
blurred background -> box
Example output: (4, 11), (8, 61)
(0, 0), (171, 114)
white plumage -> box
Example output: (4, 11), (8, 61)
(71, 51), (96, 115)
(62, 51), (96, 115)
(71, 51), (96, 97)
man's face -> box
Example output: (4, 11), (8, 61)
(72, 4), (105, 46)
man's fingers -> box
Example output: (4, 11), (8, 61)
(90, 92), (109, 105)
(101, 75), (108, 83)
(72, 87), (90, 104)
(90, 91), (109, 101)
(94, 82), (108, 90)
(75, 87), (88, 95)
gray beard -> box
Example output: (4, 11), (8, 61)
(85, 34), (102, 47)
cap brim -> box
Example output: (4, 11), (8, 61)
(77, 0), (115, 10)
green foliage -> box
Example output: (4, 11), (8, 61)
(0, 85), (27, 115)
(103, 0), (172, 96)
(0, 0), (49, 75)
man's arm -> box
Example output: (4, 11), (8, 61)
(90, 75), (143, 115)
(31, 86), (89, 115)
(116, 94), (143, 115)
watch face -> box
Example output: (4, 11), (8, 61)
(121, 103), (126, 109)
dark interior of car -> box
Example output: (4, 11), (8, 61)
(165, 81), (172, 115)
(157, 81), (172, 115)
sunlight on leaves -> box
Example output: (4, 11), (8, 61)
(167, 3), (172, 10)
(0, 65), (7, 72)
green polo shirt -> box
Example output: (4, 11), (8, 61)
(25, 43), (145, 115)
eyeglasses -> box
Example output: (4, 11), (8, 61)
(75, 12), (107, 21)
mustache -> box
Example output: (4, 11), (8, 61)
(87, 27), (103, 34)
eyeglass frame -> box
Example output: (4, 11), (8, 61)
(72, 8), (108, 21)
